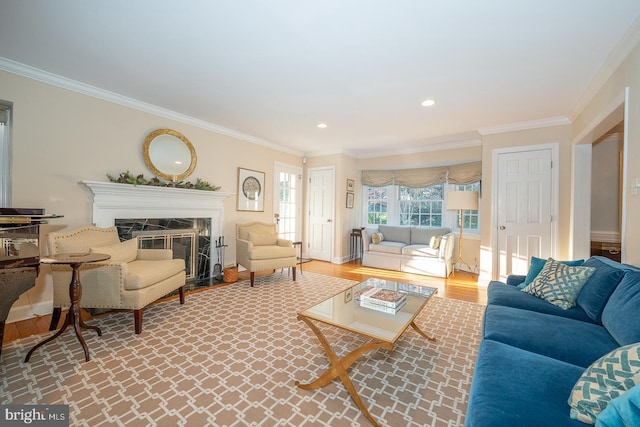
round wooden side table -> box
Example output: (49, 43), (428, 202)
(25, 252), (110, 362)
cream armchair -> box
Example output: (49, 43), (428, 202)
(236, 222), (297, 287)
(47, 226), (186, 334)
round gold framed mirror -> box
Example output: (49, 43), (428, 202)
(143, 129), (197, 182)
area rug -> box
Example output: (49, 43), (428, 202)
(0, 272), (485, 426)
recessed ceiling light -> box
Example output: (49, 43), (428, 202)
(421, 99), (436, 107)
(317, 123), (328, 129)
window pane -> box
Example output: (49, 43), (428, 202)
(398, 183), (443, 227)
(367, 187), (389, 225)
(454, 182), (480, 231)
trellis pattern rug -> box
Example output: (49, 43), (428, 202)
(1, 272), (485, 426)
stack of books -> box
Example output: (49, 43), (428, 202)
(356, 287), (407, 314)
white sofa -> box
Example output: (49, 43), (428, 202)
(362, 225), (455, 278)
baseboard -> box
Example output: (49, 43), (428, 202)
(6, 300), (53, 324)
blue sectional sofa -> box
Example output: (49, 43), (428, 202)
(466, 256), (640, 426)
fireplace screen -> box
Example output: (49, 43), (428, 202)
(134, 230), (196, 279)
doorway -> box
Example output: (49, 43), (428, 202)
(493, 144), (558, 280)
(307, 166), (335, 262)
(273, 162), (302, 242)
(590, 122), (624, 262)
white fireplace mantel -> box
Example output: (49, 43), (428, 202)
(81, 180), (233, 230)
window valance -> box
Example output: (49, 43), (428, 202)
(447, 161), (482, 185)
(362, 161), (481, 187)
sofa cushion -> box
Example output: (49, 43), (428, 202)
(401, 245), (439, 257)
(569, 343), (640, 424)
(368, 241), (405, 255)
(595, 383), (640, 427)
(507, 275), (526, 287)
(466, 339), (586, 427)
(125, 258), (185, 290)
(601, 271), (640, 346)
(410, 227), (448, 245)
(483, 305), (619, 367)
(378, 225), (411, 245)
(521, 258), (595, 309)
(371, 232), (384, 244)
(576, 257), (627, 324)
(248, 232), (279, 246)
(91, 237), (138, 263)
(519, 256), (585, 289)
(487, 281), (592, 322)
(248, 245), (296, 260)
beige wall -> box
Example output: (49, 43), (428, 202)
(591, 135), (622, 238)
(2, 70), (302, 321)
(572, 40), (640, 266)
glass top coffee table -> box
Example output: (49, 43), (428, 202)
(296, 278), (438, 427)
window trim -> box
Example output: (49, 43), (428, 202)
(363, 182), (480, 235)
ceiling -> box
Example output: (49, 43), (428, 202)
(1, 1), (640, 158)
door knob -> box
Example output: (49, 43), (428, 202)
(499, 225), (506, 230)
(327, 219), (332, 222)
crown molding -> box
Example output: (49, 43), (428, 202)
(569, 15), (640, 121)
(356, 138), (481, 159)
(305, 147), (359, 158)
(0, 57), (303, 157)
(477, 116), (571, 136)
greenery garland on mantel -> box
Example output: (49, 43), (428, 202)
(107, 171), (221, 191)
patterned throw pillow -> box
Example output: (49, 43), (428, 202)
(568, 343), (640, 424)
(517, 256), (585, 289)
(371, 232), (384, 244)
(429, 235), (442, 249)
(521, 258), (595, 309)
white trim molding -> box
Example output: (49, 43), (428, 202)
(0, 57), (303, 157)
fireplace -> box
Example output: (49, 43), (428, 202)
(115, 219), (206, 280)
(82, 181), (232, 280)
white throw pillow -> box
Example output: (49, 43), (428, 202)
(430, 235), (442, 249)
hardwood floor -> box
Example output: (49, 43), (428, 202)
(3, 260), (486, 346)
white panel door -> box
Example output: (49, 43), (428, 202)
(497, 148), (553, 279)
(307, 167), (334, 261)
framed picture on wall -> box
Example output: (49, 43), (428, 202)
(346, 192), (354, 209)
(237, 167), (265, 211)
(347, 179), (355, 192)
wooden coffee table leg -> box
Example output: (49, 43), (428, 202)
(410, 321), (436, 342)
(296, 315), (393, 427)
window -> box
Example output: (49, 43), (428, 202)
(366, 186), (389, 225)
(364, 181), (480, 232)
(399, 185), (443, 226)
(453, 182), (480, 231)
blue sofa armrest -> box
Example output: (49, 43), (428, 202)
(506, 275), (526, 287)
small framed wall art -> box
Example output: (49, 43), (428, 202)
(346, 179), (355, 192)
(237, 167), (265, 211)
(344, 287), (353, 303)
(346, 192), (354, 209)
